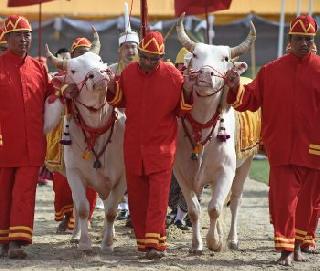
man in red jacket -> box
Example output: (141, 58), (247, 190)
(107, 31), (192, 259)
(0, 15), (53, 259)
(225, 15), (320, 266)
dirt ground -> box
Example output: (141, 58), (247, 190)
(0, 178), (319, 271)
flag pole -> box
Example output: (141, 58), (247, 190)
(140, 0), (148, 39)
(38, 1), (42, 60)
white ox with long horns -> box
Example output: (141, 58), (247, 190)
(174, 14), (260, 253)
(43, 33), (126, 252)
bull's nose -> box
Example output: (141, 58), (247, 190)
(88, 74), (94, 79)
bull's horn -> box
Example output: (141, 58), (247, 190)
(176, 12), (195, 52)
(90, 26), (101, 55)
(45, 44), (67, 70)
(230, 21), (256, 58)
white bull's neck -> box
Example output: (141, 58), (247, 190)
(191, 91), (222, 125)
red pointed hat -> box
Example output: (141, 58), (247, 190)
(138, 31), (165, 55)
(0, 28), (6, 44)
(289, 15), (318, 36)
(70, 37), (91, 53)
(4, 15), (32, 33)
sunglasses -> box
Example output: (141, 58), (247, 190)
(139, 52), (162, 62)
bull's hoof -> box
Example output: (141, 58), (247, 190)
(188, 248), (203, 255)
(78, 240), (92, 251)
(207, 238), (223, 252)
(227, 240), (239, 250)
(100, 244), (114, 253)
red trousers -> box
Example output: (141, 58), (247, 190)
(52, 172), (97, 230)
(269, 165), (320, 252)
(0, 167), (40, 245)
(301, 202), (320, 249)
(126, 168), (171, 252)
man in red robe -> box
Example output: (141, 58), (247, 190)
(225, 15), (320, 266)
(107, 31), (192, 259)
(0, 15), (53, 259)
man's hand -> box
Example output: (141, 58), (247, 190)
(225, 69), (240, 89)
(182, 69), (196, 97)
(62, 83), (78, 99)
(106, 69), (116, 94)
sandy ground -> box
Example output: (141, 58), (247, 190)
(0, 178), (319, 271)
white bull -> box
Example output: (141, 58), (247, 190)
(44, 46), (126, 252)
(174, 14), (259, 253)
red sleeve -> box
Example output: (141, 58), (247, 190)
(227, 68), (264, 112)
(106, 74), (126, 108)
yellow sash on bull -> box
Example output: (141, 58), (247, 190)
(45, 116), (65, 174)
(235, 77), (261, 159)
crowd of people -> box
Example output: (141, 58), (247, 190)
(0, 10), (318, 266)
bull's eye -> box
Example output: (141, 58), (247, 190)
(88, 74), (94, 79)
(224, 57), (229, 62)
(210, 72), (214, 76)
(71, 70), (76, 74)
(192, 53), (197, 58)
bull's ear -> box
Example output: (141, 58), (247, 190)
(233, 62), (248, 75)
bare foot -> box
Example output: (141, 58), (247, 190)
(145, 249), (166, 260)
(0, 244), (9, 257)
(276, 251), (293, 266)
(294, 245), (308, 262)
(8, 241), (27, 259)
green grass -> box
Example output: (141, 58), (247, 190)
(249, 159), (270, 184)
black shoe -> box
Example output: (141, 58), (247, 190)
(174, 219), (189, 230)
(184, 216), (192, 228)
(125, 216), (133, 228)
(117, 209), (129, 220)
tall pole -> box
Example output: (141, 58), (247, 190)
(277, 0), (286, 58)
(38, 2), (42, 60)
(308, 0), (314, 16)
(140, 0), (148, 39)
(296, 0), (301, 16)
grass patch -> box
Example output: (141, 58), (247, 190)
(249, 159), (270, 184)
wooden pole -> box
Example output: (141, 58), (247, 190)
(140, 0), (148, 39)
(38, 2), (42, 60)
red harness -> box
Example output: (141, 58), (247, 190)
(181, 107), (221, 160)
(71, 101), (117, 168)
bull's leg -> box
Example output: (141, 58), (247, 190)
(180, 185), (202, 254)
(101, 177), (126, 253)
(67, 172), (92, 251)
(227, 156), (253, 250)
(207, 167), (235, 251)
(71, 208), (81, 242)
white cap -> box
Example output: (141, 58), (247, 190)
(119, 2), (139, 46)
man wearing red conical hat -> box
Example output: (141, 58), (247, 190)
(225, 15), (320, 266)
(0, 15), (54, 259)
(70, 37), (92, 58)
(106, 31), (193, 259)
(0, 27), (8, 55)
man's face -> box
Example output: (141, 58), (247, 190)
(57, 51), (71, 60)
(119, 42), (138, 63)
(0, 44), (8, 56)
(6, 31), (32, 57)
(289, 34), (315, 58)
(72, 46), (90, 58)
(138, 50), (163, 73)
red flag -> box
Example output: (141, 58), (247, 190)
(7, 0), (54, 7)
(174, 0), (232, 17)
